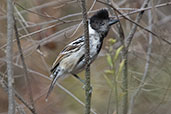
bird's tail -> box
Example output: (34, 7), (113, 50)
(46, 72), (60, 101)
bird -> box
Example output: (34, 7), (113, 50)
(46, 9), (119, 99)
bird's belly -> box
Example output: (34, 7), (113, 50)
(60, 47), (85, 73)
(60, 37), (102, 74)
(72, 40), (102, 73)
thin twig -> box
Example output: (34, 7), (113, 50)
(112, 7), (128, 114)
(14, 5), (35, 48)
(128, 2), (153, 114)
(15, 102), (26, 114)
(18, 2), (171, 29)
(0, 73), (36, 114)
(96, 0), (171, 45)
(69, 0), (96, 38)
(97, 1), (151, 114)
(146, 68), (171, 114)
(1, 2), (171, 51)
(106, 0), (126, 114)
(80, 0), (91, 114)
(0, 0), (77, 20)
(14, 17), (37, 114)
(125, 0), (150, 47)
(0, 74), (26, 114)
(11, 63), (97, 114)
(117, 1), (171, 19)
(15, 103), (26, 114)
(15, 2), (65, 22)
(0, 20), (80, 50)
(105, 1), (128, 114)
(6, 0), (15, 113)
(124, 1), (151, 114)
(1, 58), (96, 114)
(14, 6), (29, 27)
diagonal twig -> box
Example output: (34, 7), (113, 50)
(125, 0), (150, 48)
(14, 17), (37, 114)
(128, 3), (153, 114)
(96, 0), (171, 45)
(0, 73), (36, 114)
(106, 0), (127, 114)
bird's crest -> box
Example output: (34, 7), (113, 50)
(91, 9), (109, 20)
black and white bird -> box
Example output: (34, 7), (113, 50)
(46, 9), (119, 99)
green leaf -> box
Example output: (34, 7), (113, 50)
(119, 91), (126, 98)
(104, 69), (115, 74)
(108, 38), (116, 44)
(114, 45), (123, 61)
(106, 54), (113, 67)
(116, 59), (125, 81)
(118, 59), (125, 74)
(104, 75), (113, 88)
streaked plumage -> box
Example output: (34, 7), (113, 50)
(46, 9), (119, 99)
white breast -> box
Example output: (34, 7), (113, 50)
(88, 24), (101, 61)
(89, 24), (96, 35)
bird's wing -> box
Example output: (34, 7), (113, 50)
(50, 53), (66, 73)
(50, 37), (84, 73)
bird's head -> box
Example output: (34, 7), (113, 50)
(90, 9), (119, 38)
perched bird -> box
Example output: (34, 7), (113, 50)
(46, 9), (119, 99)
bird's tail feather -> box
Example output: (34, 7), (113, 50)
(46, 74), (60, 100)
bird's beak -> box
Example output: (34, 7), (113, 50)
(108, 18), (119, 26)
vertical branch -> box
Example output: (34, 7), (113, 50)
(128, 2), (153, 114)
(96, 1), (150, 114)
(106, 0), (127, 114)
(120, 48), (128, 114)
(125, 0), (151, 48)
(95, 1), (128, 114)
(14, 18), (37, 114)
(80, 0), (91, 114)
(124, 1), (150, 114)
(6, 0), (15, 113)
(109, 3), (128, 114)
(0, 73), (36, 114)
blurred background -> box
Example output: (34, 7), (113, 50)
(0, 0), (171, 114)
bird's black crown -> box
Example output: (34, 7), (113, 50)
(90, 9), (110, 38)
(90, 9), (109, 20)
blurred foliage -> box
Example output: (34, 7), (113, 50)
(104, 38), (125, 114)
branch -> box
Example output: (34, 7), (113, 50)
(128, 3), (153, 114)
(124, 1), (151, 113)
(14, 17), (37, 114)
(118, 1), (171, 19)
(80, 0), (92, 114)
(96, 0), (171, 45)
(1, 2), (171, 50)
(0, 0), (77, 20)
(15, 102), (26, 114)
(125, 0), (150, 48)
(12, 63), (97, 114)
(106, 0), (127, 114)
(0, 74), (26, 114)
(6, 0), (15, 113)
(0, 73), (36, 114)
(69, 0), (96, 39)
(14, 2), (66, 22)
